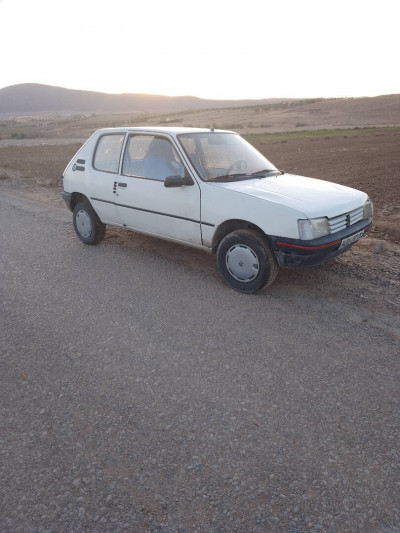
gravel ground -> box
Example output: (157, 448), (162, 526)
(0, 182), (399, 532)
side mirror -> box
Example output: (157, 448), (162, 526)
(164, 174), (193, 188)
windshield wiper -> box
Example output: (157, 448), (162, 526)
(206, 173), (247, 182)
(250, 169), (284, 178)
(207, 169), (284, 183)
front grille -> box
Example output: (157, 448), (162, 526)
(328, 206), (364, 234)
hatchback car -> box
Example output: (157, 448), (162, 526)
(62, 127), (373, 293)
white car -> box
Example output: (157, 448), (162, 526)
(62, 127), (373, 293)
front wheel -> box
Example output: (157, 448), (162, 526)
(217, 229), (278, 293)
(73, 201), (106, 244)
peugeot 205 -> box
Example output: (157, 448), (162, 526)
(62, 127), (373, 293)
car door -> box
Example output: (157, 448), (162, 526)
(114, 134), (202, 245)
(88, 132), (125, 225)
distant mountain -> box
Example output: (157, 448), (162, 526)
(0, 83), (287, 117)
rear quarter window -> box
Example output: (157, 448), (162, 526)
(93, 134), (125, 173)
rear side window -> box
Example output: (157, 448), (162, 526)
(93, 134), (125, 173)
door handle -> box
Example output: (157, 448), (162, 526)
(118, 182), (127, 188)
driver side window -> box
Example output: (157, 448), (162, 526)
(122, 135), (185, 181)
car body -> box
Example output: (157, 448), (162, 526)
(62, 127), (373, 292)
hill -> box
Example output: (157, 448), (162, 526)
(175, 94), (400, 133)
(1, 84), (399, 140)
(0, 83), (287, 118)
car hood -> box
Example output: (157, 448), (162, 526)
(213, 173), (368, 218)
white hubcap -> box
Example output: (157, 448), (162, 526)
(76, 210), (92, 238)
(226, 244), (259, 282)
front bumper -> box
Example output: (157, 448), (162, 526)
(270, 219), (371, 268)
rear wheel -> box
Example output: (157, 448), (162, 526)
(217, 229), (277, 293)
(73, 201), (106, 244)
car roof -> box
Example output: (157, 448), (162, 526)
(94, 126), (233, 137)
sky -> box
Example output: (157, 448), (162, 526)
(0, 0), (399, 100)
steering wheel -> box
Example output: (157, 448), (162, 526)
(227, 159), (247, 175)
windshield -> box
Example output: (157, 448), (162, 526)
(177, 132), (278, 182)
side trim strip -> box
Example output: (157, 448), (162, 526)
(201, 221), (214, 227)
(90, 197), (215, 227)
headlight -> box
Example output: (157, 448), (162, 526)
(298, 217), (330, 240)
(363, 198), (373, 221)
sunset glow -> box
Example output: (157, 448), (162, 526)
(1, 0), (399, 100)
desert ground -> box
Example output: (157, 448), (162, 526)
(0, 126), (399, 314)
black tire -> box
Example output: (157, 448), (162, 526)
(72, 201), (106, 244)
(217, 229), (278, 293)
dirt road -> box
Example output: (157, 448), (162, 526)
(1, 144), (399, 531)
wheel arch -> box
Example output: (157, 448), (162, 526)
(68, 192), (91, 212)
(211, 219), (269, 253)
